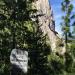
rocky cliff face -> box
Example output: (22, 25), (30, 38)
(32, 0), (66, 55)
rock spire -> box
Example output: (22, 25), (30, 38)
(32, 0), (66, 55)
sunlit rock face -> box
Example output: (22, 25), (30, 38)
(32, 0), (66, 55)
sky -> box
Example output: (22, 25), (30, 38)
(49, 0), (75, 35)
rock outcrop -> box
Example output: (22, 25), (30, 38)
(32, 0), (66, 55)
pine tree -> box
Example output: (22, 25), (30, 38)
(0, 0), (51, 75)
(0, 0), (35, 74)
(61, 0), (73, 49)
(61, 0), (75, 73)
(28, 20), (51, 75)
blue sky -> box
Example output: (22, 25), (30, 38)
(49, 0), (75, 35)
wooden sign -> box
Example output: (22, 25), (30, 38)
(10, 49), (28, 73)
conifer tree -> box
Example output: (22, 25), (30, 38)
(0, 0), (34, 74)
(61, 0), (75, 73)
(0, 0), (51, 75)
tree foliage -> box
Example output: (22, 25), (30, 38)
(0, 0), (51, 75)
(61, 0), (75, 74)
(0, 0), (35, 74)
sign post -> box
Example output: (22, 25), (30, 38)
(10, 49), (28, 75)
